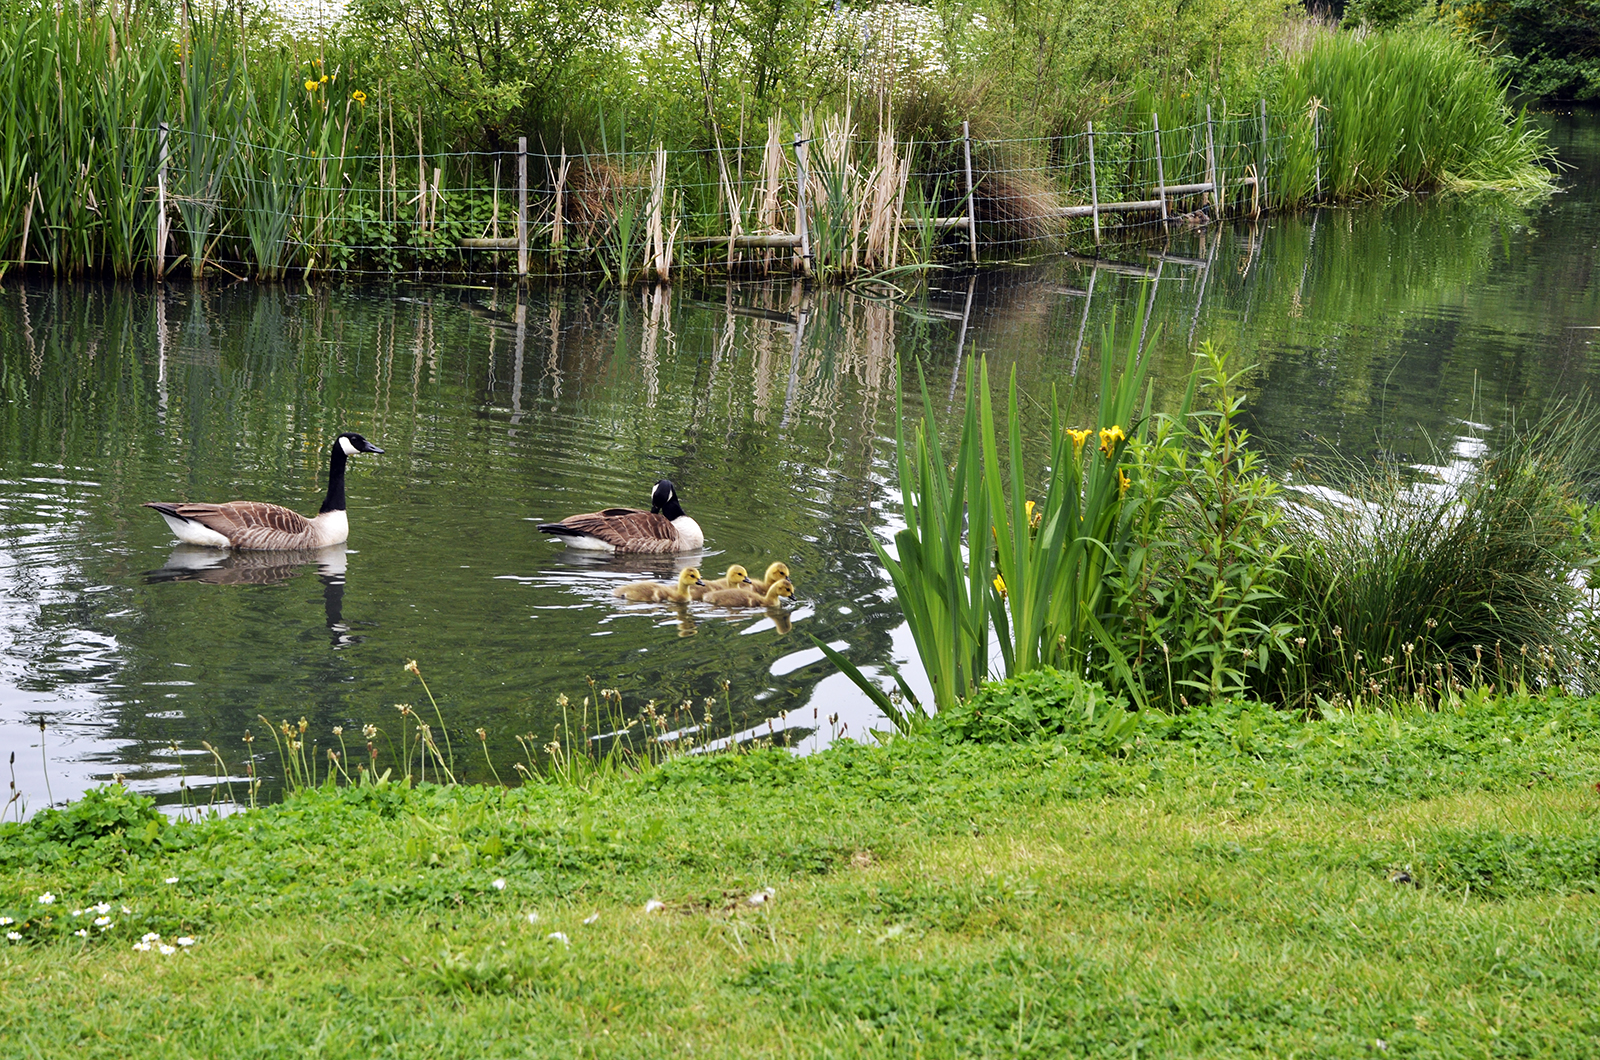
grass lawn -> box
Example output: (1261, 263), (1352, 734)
(3, 696), (1599, 1058)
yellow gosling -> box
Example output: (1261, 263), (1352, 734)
(691, 565), (754, 601)
(748, 562), (791, 593)
(703, 577), (794, 608)
(613, 567), (705, 603)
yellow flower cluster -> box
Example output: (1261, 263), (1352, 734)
(1066, 428), (1092, 457)
(351, 90), (367, 105)
(1099, 425), (1125, 457)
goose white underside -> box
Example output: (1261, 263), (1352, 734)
(158, 513), (233, 548)
(156, 509), (349, 549)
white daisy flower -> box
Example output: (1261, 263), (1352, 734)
(158, 944), (176, 955)
(0, 917), (12, 926)
(93, 903), (111, 916)
(643, 899), (665, 914)
(525, 911), (540, 924)
(582, 912), (599, 925)
(164, 878), (179, 885)
(74, 929), (90, 938)
(131, 941), (151, 951)
(747, 887), (775, 906)
(120, 906), (132, 914)
(491, 878), (506, 891)
(176, 937), (195, 947)
(6, 931), (21, 941)
(93, 916), (112, 927)
(546, 931), (570, 945)
(37, 893), (55, 905)
(140, 932), (161, 943)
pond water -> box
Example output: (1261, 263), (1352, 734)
(2, 108), (1596, 811)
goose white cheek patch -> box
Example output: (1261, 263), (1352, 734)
(339, 437), (359, 456)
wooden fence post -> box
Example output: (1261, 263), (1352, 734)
(156, 121), (169, 280)
(1204, 105), (1218, 217)
(516, 136), (528, 279)
(1258, 98), (1270, 214)
(1312, 104), (1322, 202)
(1152, 112), (1168, 231)
(962, 120), (978, 263)
(793, 135), (812, 277)
(1086, 121), (1101, 247)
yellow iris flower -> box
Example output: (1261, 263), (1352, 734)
(993, 574), (1006, 597)
(305, 80), (318, 92)
(1118, 468), (1131, 497)
(1099, 425), (1125, 457)
(352, 90), (367, 104)
(1067, 428), (1092, 457)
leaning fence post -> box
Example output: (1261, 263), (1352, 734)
(1258, 98), (1270, 214)
(793, 134), (812, 277)
(516, 136), (528, 280)
(961, 120), (978, 263)
(1087, 121), (1101, 247)
(156, 121), (169, 280)
(1152, 112), (1168, 232)
(1204, 105), (1218, 216)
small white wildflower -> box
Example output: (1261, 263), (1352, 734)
(525, 911), (540, 924)
(747, 887), (775, 906)
(164, 877), (178, 885)
(120, 905), (132, 914)
(491, 878), (506, 891)
(176, 936), (195, 947)
(140, 932), (161, 943)
(93, 916), (112, 927)
(37, 893), (55, 905)
(6, 931), (22, 941)
(92, 903), (111, 915)
(71, 908), (84, 917)
(158, 944), (176, 955)
(0, 916), (12, 926)
(582, 912), (599, 925)
(643, 899), (665, 914)
(131, 941), (151, 951)
(546, 931), (570, 945)
(74, 928), (89, 938)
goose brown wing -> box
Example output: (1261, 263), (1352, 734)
(170, 502), (313, 549)
(544, 507), (679, 551)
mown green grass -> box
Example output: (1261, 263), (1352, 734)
(4, 696), (1600, 1057)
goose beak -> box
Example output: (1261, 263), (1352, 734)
(364, 442), (385, 454)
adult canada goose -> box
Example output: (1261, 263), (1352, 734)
(748, 562), (791, 593)
(143, 433), (384, 550)
(537, 479), (704, 553)
(702, 577), (794, 608)
(690, 564), (753, 600)
(613, 567), (705, 603)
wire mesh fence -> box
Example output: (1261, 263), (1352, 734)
(5, 103), (1312, 284)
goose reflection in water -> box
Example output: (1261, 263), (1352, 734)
(145, 544), (358, 647)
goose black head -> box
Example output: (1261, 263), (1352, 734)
(650, 478), (685, 519)
(336, 432), (385, 456)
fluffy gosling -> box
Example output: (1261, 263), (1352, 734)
(613, 567), (705, 603)
(702, 577), (794, 608)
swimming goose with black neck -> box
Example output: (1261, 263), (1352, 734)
(143, 432), (384, 550)
(537, 479), (704, 553)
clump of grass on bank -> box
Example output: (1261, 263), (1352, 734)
(1274, 24), (1554, 202)
(2, 693), (1600, 1056)
(1259, 411), (1600, 709)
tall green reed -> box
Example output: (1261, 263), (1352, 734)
(821, 296), (1163, 726)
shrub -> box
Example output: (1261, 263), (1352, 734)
(929, 668), (1138, 751)
(0, 785), (165, 867)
